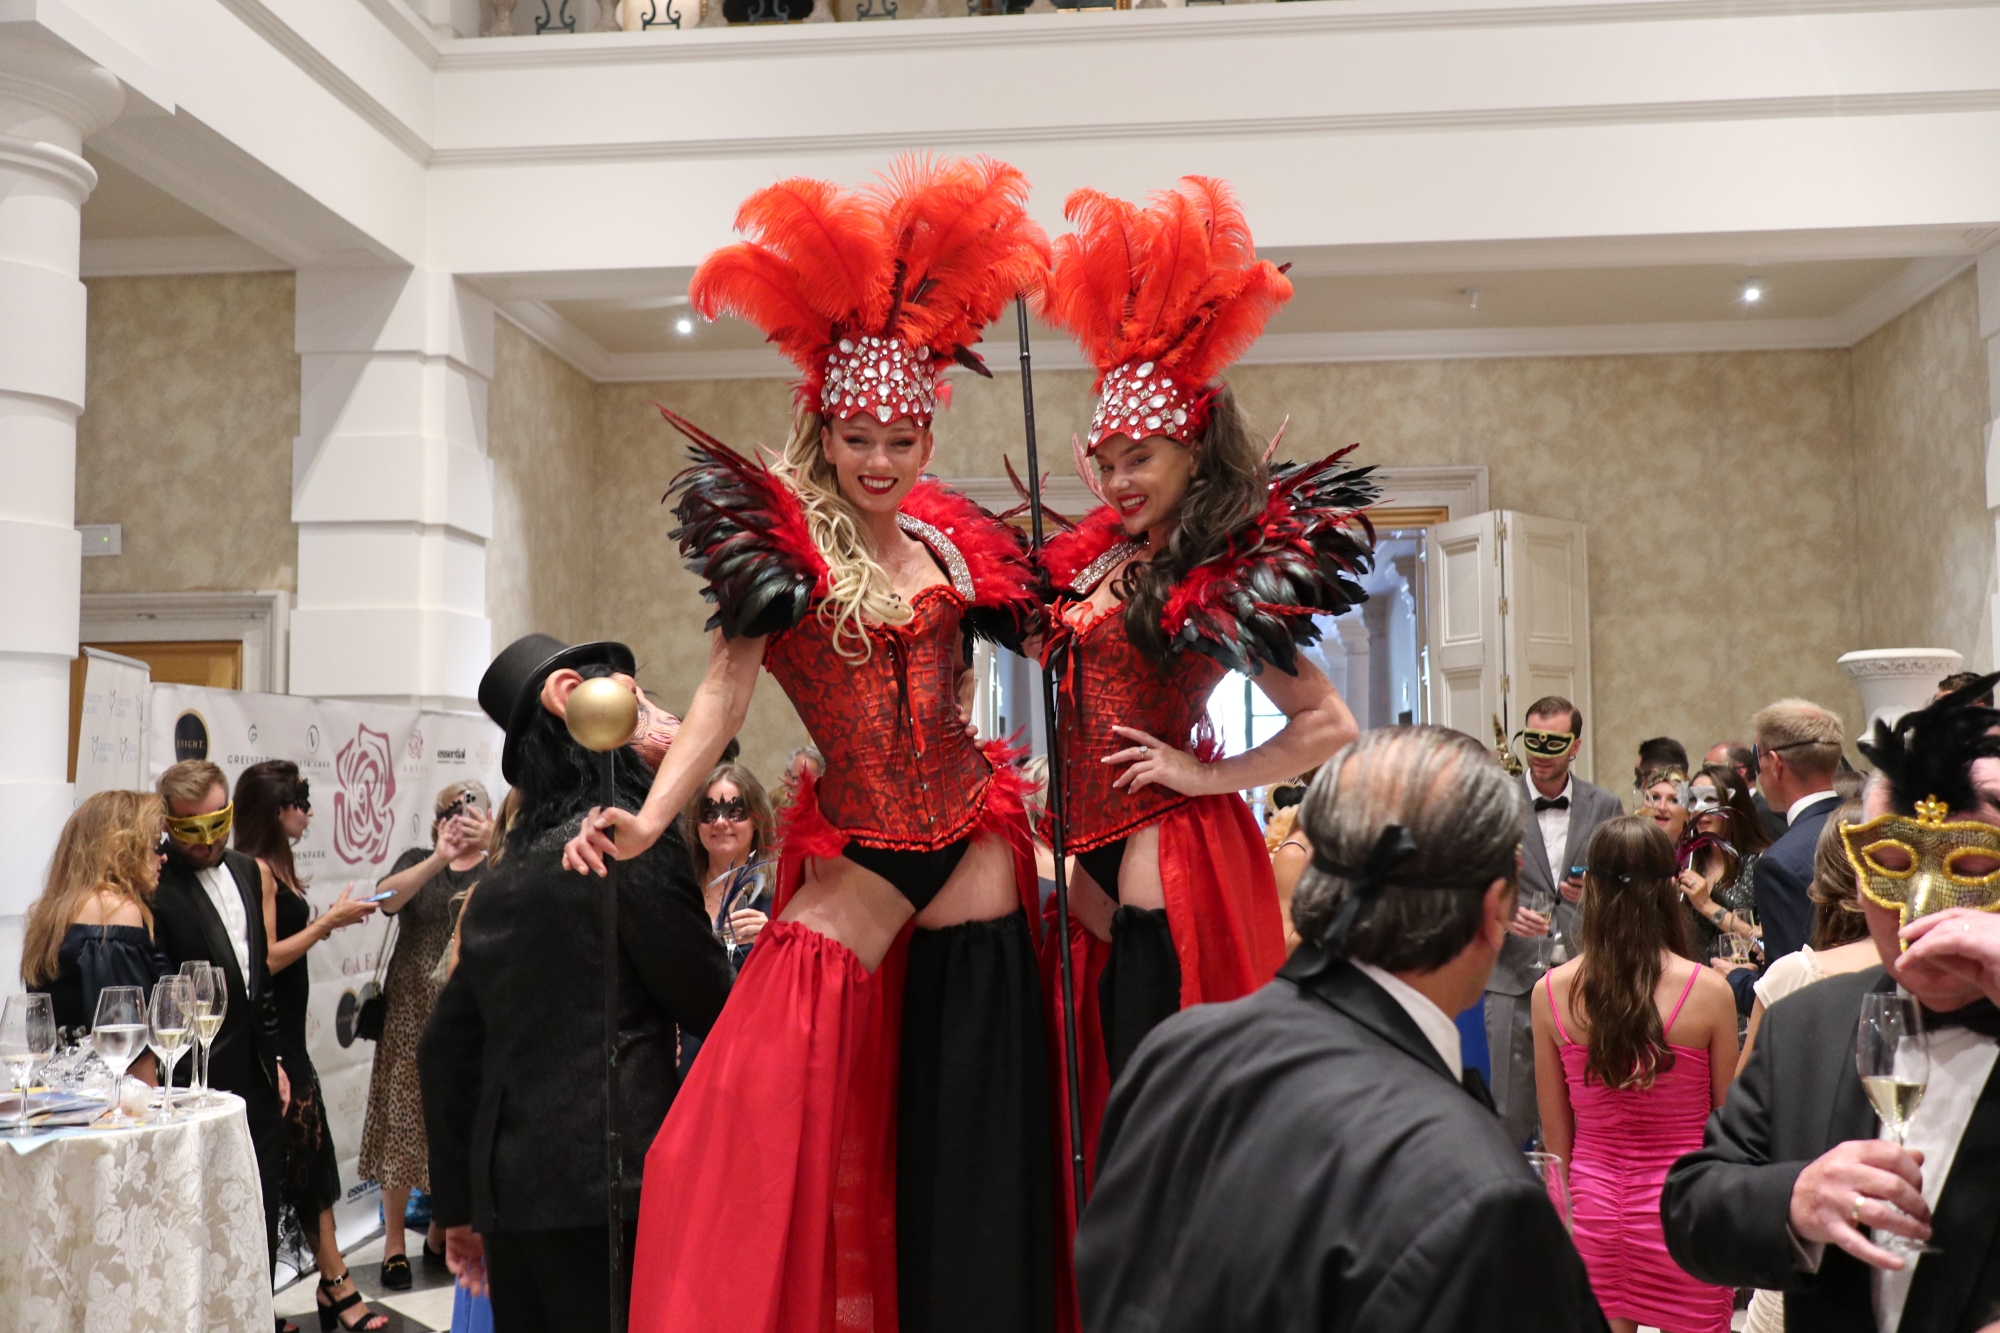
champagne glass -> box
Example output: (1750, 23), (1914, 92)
(183, 963), (224, 1107)
(1522, 884), (1557, 970)
(1525, 1150), (1573, 1233)
(1856, 992), (1940, 1255)
(91, 986), (147, 1126)
(1, 993), (57, 1134)
(148, 978), (193, 1122)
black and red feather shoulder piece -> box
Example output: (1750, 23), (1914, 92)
(1039, 507), (1131, 596)
(1163, 448), (1378, 675)
(659, 406), (825, 640)
(901, 480), (1041, 650)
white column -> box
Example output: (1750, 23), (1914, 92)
(290, 269), (495, 713)
(1982, 243), (2000, 669)
(0, 34), (123, 992)
(1336, 614), (1372, 733)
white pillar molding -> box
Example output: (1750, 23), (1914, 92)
(0, 30), (123, 989)
(1980, 242), (2000, 671)
(290, 268), (495, 713)
(1335, 614), (1372, 734)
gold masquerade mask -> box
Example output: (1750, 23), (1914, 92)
(1841, 795), (2000, 935)
(165, 803), (234, 846)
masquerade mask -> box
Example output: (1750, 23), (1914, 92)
(1517, 729), (1576, 758)
(700, 796), (750, 825)
(290, 779), (312, 814)
(166, 803), (235, 846)
(1842, 797), (2000, 936)
(1684, 785), (1723, 817)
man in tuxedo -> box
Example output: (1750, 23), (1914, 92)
(1708, 739), (1787, 842)
(148, 759), (290, 1292)
(1076, 726), (1604, 1333)
(422, 634), (739, 1333)
(1485, 695), (1622, 1147)
(1664, 675), (2000, 1333)
(1721, 699), (1844, 1012)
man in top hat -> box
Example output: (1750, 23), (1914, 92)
(1664, 673), (2000, 1332)
(420, 631), (756, 1332)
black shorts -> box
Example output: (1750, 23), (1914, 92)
(842, 837), (973, 912)
(1075, 840), (1127, 902)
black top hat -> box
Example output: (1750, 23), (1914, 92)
(479, 634), (637, 783)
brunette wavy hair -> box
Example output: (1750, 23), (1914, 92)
(1809, 800), (1870, 949)
(21, 791), (164, 987)
(1112, 383), (1269, 665)
(233, 760), (309, 894)
(1576, 815), (1688, 1091)
(679, 762), (776, 887)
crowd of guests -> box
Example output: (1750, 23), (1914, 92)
(16, 723), (801, 1333)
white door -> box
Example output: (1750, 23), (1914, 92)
(1423, 511), (1593, 782)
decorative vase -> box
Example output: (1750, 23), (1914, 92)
(1837, 648), (1965, 736)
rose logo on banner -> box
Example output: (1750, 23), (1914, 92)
(333, 725), (398, 864)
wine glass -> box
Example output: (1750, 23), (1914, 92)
(91, 986), (147, 1126)
(1525, 1150), (1573, 1233)
(148, 978), (193, 1122)
(182, 963), (224, 1107)
(1, 993), (57, 1134)
(1856, 992), (1940, 1256)
(1522, 884), (1557, 970)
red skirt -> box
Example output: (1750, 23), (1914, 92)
(1040, 790), (1285, 1331)
(629, 743), (1038, 1333)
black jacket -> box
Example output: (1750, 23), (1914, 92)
(1663, 967), (2000, 1333)
(1730, 793), (1840, 1012)
(420, 819), (733, 1233)
(151, 847), (283, 1106)
(1076, 944), (1605, 1333)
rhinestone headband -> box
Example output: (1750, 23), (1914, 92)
(821, 334), (939, 426)
(1086, 359), (1207, 452)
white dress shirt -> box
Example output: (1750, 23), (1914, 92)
(197, 862), (253, 988)
(1787, 789), (1840, 827)
(1873, 1023), (2000, 1331)
(1354, 960), (1462, 1077)
(1528, 774), (1574, 890)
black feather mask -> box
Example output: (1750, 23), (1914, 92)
(1857, 670), (2000, 816)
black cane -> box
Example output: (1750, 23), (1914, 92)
(1018, 297), (1088, 1217)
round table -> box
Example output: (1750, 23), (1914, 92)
(0, 1093), (273, 1332)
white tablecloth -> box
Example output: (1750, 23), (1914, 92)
(0, 1094), (272, 1333)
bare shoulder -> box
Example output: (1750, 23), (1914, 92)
(1686, 961), (1738, 1024)
(74, 889), (144, 928)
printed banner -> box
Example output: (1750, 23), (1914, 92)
(73, 648), (150, 804)
(145, 686), (507, 1209)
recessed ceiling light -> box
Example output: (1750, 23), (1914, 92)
(675, 317), (695, 335)
(1739, 279), (1765, 305)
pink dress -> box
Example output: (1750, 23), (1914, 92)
(1546, 968), (1735, 1333)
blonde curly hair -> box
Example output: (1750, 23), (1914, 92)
(771, 405), (918, 661)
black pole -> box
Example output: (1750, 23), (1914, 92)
(1018, 297), (1088, 1218)
(601, 753), (624, 1331)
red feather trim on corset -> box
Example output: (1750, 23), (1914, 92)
(901, 479), (1040, 648)
(1039, 507), (1130, 595)
(689, 157), (1050, 421)
(660, 407), (826, 640)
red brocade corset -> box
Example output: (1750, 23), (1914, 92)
(764, 587), (993, 852)
(1050, 607), (1227, 854)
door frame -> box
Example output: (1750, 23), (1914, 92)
(79, 591), (292, 694)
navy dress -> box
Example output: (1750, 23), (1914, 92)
(46, 924), (167, 1035)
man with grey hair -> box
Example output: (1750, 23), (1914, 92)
(1075, 726), (1605, 1333)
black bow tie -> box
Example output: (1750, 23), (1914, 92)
(1534, 796), (1569, 812)
(1922, 999), (2000, 1039)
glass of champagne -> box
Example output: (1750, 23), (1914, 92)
(91, 986), (148, 1127)
(183, 963), (225, 1107)
(1856, 992), (1939, 1255)
(1525, 1150), (1574, 1233)
(1, 993), (57, 1134)
(148, 978), (193, 1122)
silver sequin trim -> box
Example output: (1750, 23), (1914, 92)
(1073, 540), (1144, 595)
(896, 512), (975, 600)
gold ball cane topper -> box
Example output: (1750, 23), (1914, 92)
(565, 676), (639, 753)
(1915, 795), (1950, 827)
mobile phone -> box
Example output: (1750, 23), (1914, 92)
(1568, 865), (1587, 878)
(364, 890), (396, 903)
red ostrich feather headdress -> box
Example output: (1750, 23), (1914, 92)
(1038, 176), (1291, 453)
(688, 156), (1050, 427)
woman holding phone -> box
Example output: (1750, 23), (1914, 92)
(359, 780), (494, 1291)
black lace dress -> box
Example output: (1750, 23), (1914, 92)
(274, 886), (343, 1228)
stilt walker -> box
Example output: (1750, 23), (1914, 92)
(1028, 181), (1380, 1299)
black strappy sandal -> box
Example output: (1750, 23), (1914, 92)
(318, 1273), (389, 1332)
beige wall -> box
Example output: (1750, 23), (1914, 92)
(77, 272), (300, 594)
(488, 317), (600, 650)
(76, 271), (1993, 799)
(1851, 269), (1995, 674)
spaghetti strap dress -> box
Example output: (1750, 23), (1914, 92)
(1546, 967), (1734, 1333)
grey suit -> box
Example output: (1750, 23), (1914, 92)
(1484, 774), (1623, 1147)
